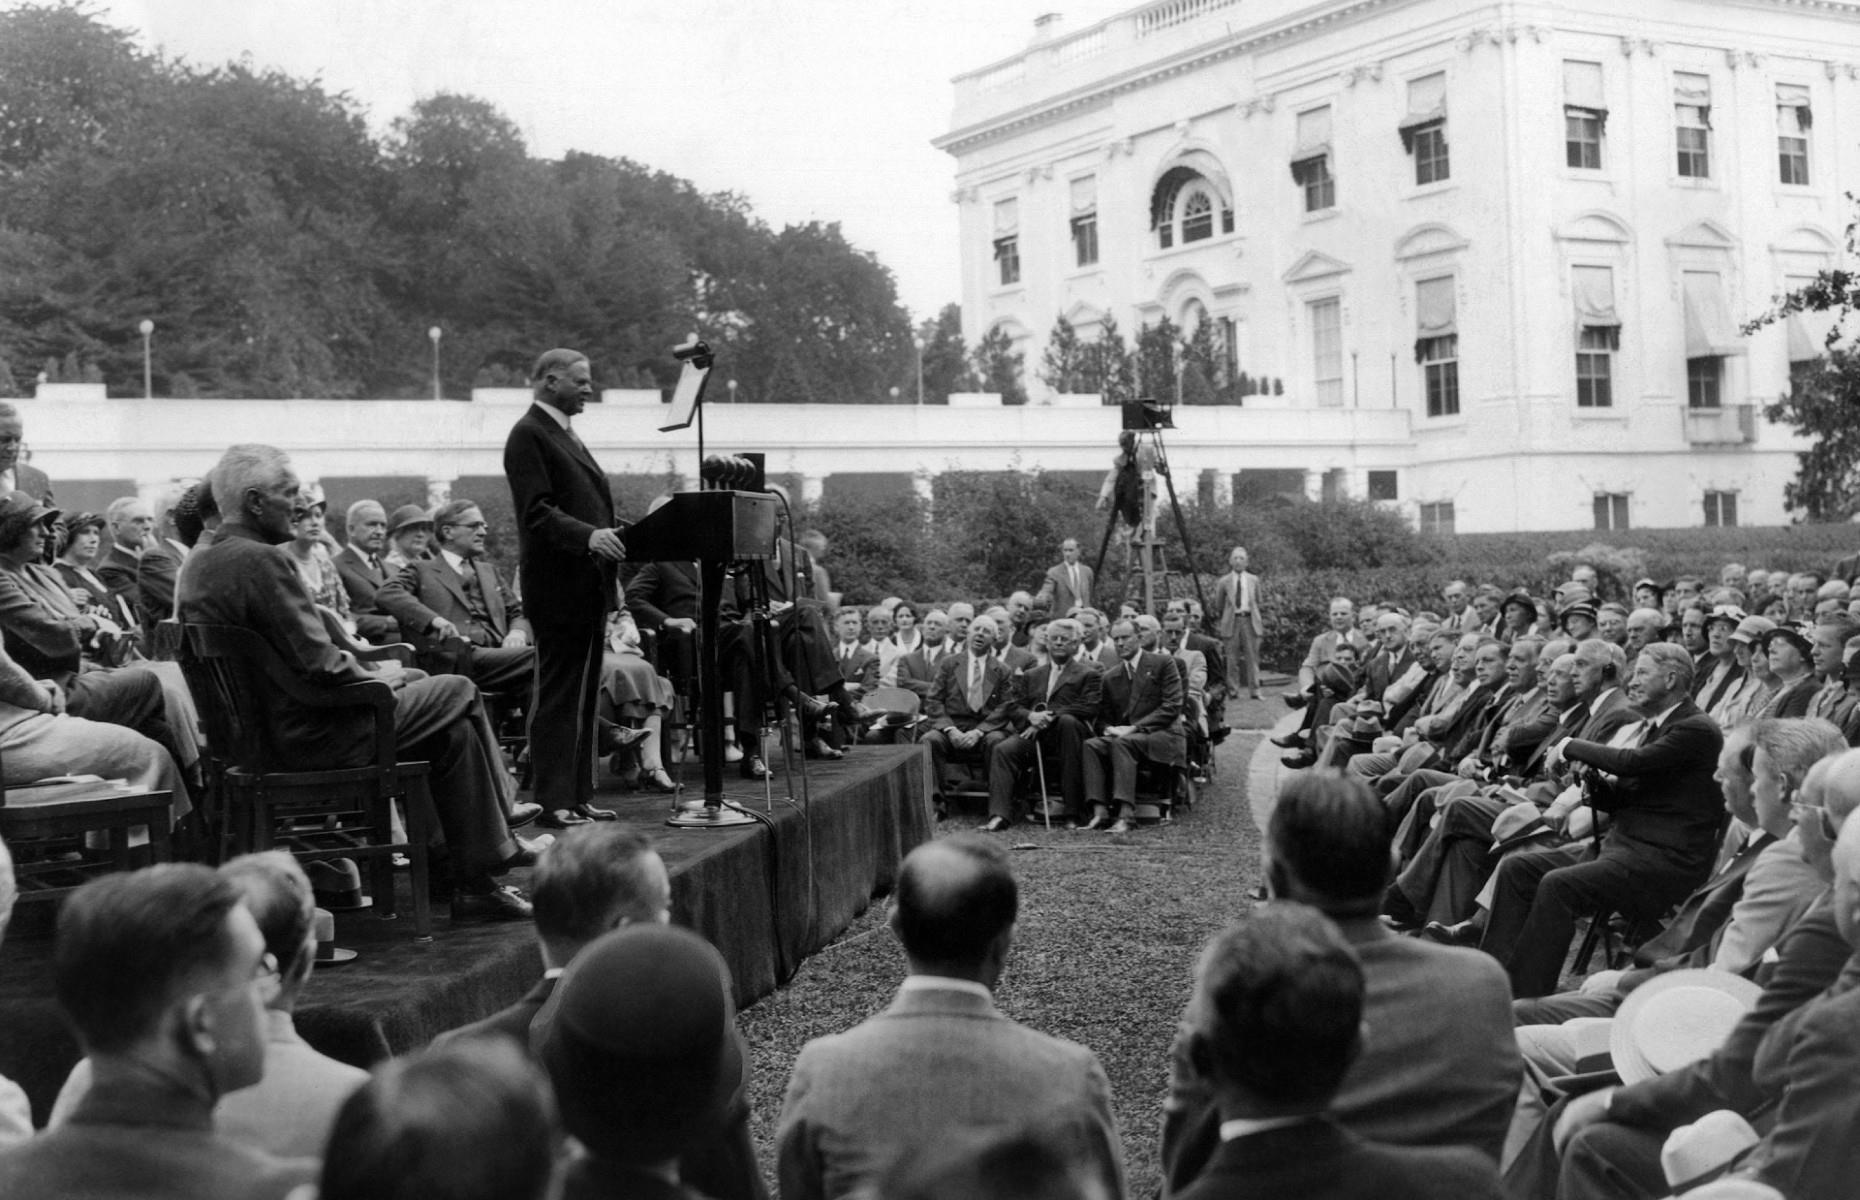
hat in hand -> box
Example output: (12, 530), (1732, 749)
(1660, 1109), (1761, 1193)
(1489, 802), (1555, 855)
(1611, 969), (1760, 1085)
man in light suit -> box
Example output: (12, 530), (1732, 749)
(982, 617), (1102, 830)
(1207, 545), (1262, 700)
(1161, 772), (1519, 1195)
(504, 349), (624, 829)
(775, 836), (1125, 1200)
(1081, 617), (1185, 834)
(435, 825), (767, 1200)
(1169, 905), (1502, 1200)
(1035, 537), (1094, 618)
(332, 499), (400, 644)
(921, 615), (1015, 815)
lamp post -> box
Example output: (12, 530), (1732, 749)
(137, 319), (154, 400)
(889, 386), (901, 404)
(914, 335), (925, 406)
(427, 326), (442, 401)
(727, 378), (738, 405)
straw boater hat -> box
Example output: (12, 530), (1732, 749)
(1659, 1109), (1762, 1194)
(1609, 968), (1760, 1086)
(1488, 802), (1556, 855)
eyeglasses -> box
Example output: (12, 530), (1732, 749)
(1790, 800), (1839, 842)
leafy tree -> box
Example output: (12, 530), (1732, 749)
(1084, 314), (1137, 405)
(1746, 204), (1860, 520)
(1134, 316), (1180, 402)
(970, 326), (1027, 406)
(0, 3), (152, 176)
(917, 304), (973, 405)
(1038, 314), (1086, 394)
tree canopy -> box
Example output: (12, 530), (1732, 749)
(0, 4), (921, 401)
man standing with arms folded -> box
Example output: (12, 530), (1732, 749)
(504, 349), (621, 830)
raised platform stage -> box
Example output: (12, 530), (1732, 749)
(0, 742), (933, 1125)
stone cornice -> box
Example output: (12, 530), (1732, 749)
(933, 0), (1401, 156)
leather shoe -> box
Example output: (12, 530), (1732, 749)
(1269, 732), (1308, 749)
(1108, 817), (1135, 834)
(505, 801), (542, 829)
(1282, 691), (1308, 709)
(798, 693), (833, 721)
(638, 769), (679, 794)
(574, 802), (617, 821)
(1280, 752), (1317, 770)
(978, 816), (1011, 833)
(538, 808), (591, 829)
(451, 884), (533, 923)
(807, 737), (844, 760)
(1078, 807), (1113, 832)
(1421, 920), (1483, 948)
(740, 756), (770, 781)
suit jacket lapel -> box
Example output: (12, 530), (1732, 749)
(476, 561), (506, 638)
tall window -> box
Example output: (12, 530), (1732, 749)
(1401, 73), (1449, 185)
(992, 198), (1020, 286)
(1687, 357), (1722, 409)
(1593, 493), (1630, 531)
(1415, 276), (1459, 417)
(1681, 271), (1741, 407)
(1777, 85), (1811, 186)
(1572, 265), (1619, 408)
(1309, 297), (1344, 407)
(1674, 73), (1712, 179)
(1703, 491), (1738, 527)
(1291, 106), (1335, 212)
(1069, 176), (1099, 267)
(1563, 61), (1606, 169)
(1419, 501), (1455, 535)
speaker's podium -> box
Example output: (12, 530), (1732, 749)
(622, 489), (778, 827)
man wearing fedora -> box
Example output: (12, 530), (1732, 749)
(1480, 643), (1726, 998)
(1168, 905), (1503, 1200)
(776, 836), (1125, 1200)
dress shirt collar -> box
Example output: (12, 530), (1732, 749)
(113, 541), (142, 561)
(899, 974), (992, 1000)
(531, 398), (572, 430)
(1640, 699), (1683, 731)
(440, 546), (471, 574)
(1219, 1114), (1318, 1142)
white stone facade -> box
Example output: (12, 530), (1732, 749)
(935, 0), (1860, 532)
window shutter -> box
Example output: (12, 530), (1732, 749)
(1414, 276), (1456, 360)
(993, 198), (1019, 237)
(1399, 72), (1447, 149)
(1675, 72), (1712, 128)
(1069, 176), (1097, 217)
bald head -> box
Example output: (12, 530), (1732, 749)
(891, 836), (1018, 977)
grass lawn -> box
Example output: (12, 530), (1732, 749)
(737, 701), (1280, 1197)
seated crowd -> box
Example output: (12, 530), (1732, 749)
(0, 395), (1854, 1198)
(1263, 561), (1860, 1197)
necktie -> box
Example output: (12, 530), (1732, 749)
(1069, 564), (1080, 599)
(968, 657), (986, 710)
(1046, 663), (1062, 702)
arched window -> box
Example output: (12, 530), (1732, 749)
(1150, 164), (1233, 250)
(1181, 189), (1214, 243)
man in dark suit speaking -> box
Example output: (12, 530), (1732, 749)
(504, 349), (623, 830)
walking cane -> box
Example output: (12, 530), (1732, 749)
(1032, 703), (1052, 833)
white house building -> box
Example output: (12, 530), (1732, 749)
(934, 0), (1860, 532)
